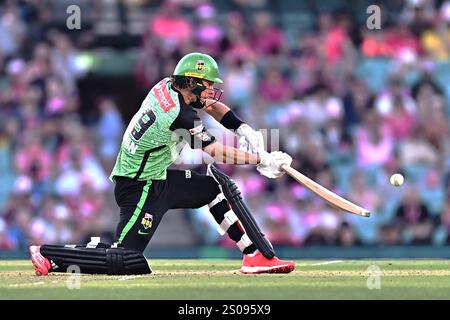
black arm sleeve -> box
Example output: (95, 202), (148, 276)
(170, 105), (216, 149)
(220, 110), (244, 130)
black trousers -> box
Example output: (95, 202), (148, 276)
(114, 170), (220, 252)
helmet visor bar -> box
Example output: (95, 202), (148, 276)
(203, 87), (223, 107)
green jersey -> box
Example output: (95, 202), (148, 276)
(110, 77), (216, 182)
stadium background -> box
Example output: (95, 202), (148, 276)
(1, 0), (450, 259)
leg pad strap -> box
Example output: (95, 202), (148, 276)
(216, 210), (239, 236)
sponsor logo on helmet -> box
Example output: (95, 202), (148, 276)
(185, 72), (205, 78)
(196, 60), (205, 71)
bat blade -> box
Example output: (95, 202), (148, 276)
(282, 165), (370, 218)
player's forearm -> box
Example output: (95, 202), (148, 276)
(204, 100), (246, 132)
(204, 142), (260, 165)
(203, 99), (230, 122)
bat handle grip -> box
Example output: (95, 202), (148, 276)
(281, 164), (293, 174)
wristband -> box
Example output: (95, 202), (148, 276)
(220, 110), (244, 130)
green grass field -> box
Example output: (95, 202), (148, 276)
(1, 259), (450, 299)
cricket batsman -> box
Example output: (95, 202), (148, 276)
(30, 53), (295, 275)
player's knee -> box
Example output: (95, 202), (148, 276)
(190, 170), (222, 204)
(206, 176), (221, 200)
(106, 247), (152, 275)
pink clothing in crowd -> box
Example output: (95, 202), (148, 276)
(56, 144), (93, 167)
(251, 27), (284, 55)
(151, 16), (192, 46)
(385, 28), (421, 55)
(384, 112), (416, 140)
(356, 125), (394, 167)
(259, 72), (290, 102)
(323, 27), (348, 62)
(15, 145), (52, 181)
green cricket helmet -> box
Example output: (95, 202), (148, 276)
(172, 53), (223, 107)
(173, 52), (223, 84)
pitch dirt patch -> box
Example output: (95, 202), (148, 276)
(153, 270), (241, 277)
(151, 269), (450, 277)
(3, 268), (450, 283)
(295, 270), (450, 277)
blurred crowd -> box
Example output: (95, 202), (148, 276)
(1, 0), (450, 251)
(0, 0), (125, 250)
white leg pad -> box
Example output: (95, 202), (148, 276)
(216, 210), (239, 236)
(208, 193), (226, 209)
(237, 234), (253, 252)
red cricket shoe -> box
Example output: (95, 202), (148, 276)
(29, 245), (51, 276)
(240, 250), (295, 274)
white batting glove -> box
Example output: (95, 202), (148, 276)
(257, 151), (292, 179)
(236, 124), (265, 154)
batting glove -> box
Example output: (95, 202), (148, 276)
(236, 124), (265, 154)
(257, 151), (292, 179)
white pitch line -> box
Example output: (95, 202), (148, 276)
(310, 260), (344, 266)
(118, 275), (151, 281)
(9, 281), (45, 287)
